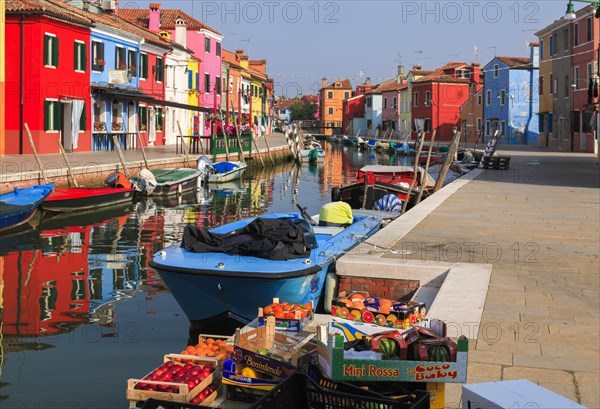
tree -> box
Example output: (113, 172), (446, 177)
(289, 102), (317, 121)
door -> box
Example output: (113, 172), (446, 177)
(61, 101), (73, 152)
(128, 102), (137, 149)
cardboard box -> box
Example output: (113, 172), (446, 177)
(332, 291), (426, 329)
(222, 359), (282, 391)
(257, 298), (314, 332)
(461, 380), (585, 408)
(126, 354), (220, 407)
(316, 324), (468, 383)
(329, 317), (443, 342)
(233, 316), (318, 379)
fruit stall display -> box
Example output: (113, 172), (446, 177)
(126, 354), (221, 408)
(257, 298), (314, 332)
(178, 335), (234, 366)
(331, 291), (427, 329)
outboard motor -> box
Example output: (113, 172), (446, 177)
(135, 168), (157, 195)
(105, 171), (132, 188)
(197, 156), (215, 181)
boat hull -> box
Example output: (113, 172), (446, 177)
(208, 162), (247, 183)
(134, 169), (202, 196)
(0, 184), (54, 233)
(42, 188), (135, 212)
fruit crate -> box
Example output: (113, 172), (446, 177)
(332, 291), (427, 330)
(257, 298), (314, 332)
(248, 371), (430, 409)
(316, 324), (469, 383)
(126, 354), (221, 407)
(138, 385), (223, 409)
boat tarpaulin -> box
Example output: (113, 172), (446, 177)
(182, 217), (312, 260)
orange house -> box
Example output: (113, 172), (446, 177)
(320, 78), (352, 135)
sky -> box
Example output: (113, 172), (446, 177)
(122, 0), (578, 96)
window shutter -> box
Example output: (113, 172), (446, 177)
(80, 103), (86, 131)
(196, 73), (199, 91)
(98, 42), (105, 72)
(54, 102), (62, 131)
(188, 70), (193, 89)
(142, 54), (148, 78)
(82, 43), (87, 71)
(74, 42), (78, 70)
(44, 101), (51, 131)
(52, 37), (59, 67)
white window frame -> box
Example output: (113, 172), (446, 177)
(477, 94), (482, 106)
(500, 121), (506, 136)
(74, 40), (86, 73)
(476, 118), (482, 131)
(485, 120), (490, 136)
(140, 52), (148, 81)
(44, 32), (58, 69)
(486, 90), (491, 106)
(115, 45), (126, 70)
(92, 40), (103, 72)
(45, 98), (60, 133)
(425, 91), (431, 106)
(500, 90), (506, 106)
(493, 64), (499, 78)
(327, 91), (333, 99)
(574, 66), (580, 89)
(413, 92), (419, 107)
(574, 22), (580, 47)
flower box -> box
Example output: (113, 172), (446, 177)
(93, 122), (106, 132)
(112, 122), (123, 131)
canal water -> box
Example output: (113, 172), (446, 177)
(0, 143), (453, 407)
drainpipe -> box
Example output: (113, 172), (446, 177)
(19, 14), (24, 154)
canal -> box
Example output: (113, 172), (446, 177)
(0, 143), (458, 406)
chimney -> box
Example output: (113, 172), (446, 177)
(175, 18), (186, 48)
(365, 77), (371, 86)
(149, 3), (161, 32)
(397, 65), (405, 83)
(471, 62), (481, 84)
(321, 77), (327, 88)
(530, 42), (540, 69)
(413, 64), (422, 70)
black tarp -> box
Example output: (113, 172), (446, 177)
(182, 218), (312, 260)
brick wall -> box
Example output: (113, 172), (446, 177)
(337, 276), (419, 302)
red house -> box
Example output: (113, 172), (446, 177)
(5, 0), (93, 154)
(411, 62), (481, 142)
(342, 94), (365, 136)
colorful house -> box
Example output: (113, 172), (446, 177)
(187, 56), (201, 138)
(249, 59), (268, 130)
(482, 47), (540, 145)
(402, 66), (431, 140)
(343, 95), (366, 136)
(222, 49), (244, 125)
(5, 0), (93, 154)
(380, 70), (408, 136)
(411, 62), (477, 141)
(569, 5), (599, 153)
(364, 87), (383, 137)
(459, 62), (484, 145)
(319, 78), (352, 135)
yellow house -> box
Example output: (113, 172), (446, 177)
(187, 57), (201, 136)
(249, 60), (268, 131)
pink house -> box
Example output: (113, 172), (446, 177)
(120, 4), (223, 133)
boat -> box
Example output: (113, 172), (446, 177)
(205, 158), (247, 184)
(332, 165), (435, 212)
(42, 186), (135, 212)
(149, 203), (387, 323)
(0, 183), (54, 233)
(132, 157), (209, 196)
(300, 147), (325, 163)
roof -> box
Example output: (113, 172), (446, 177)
(119, 7), (221, 35)
(495, 56), (532, 69)
(222, 49), (244, 70)
(412, 62), (472, 84)
(373, 79), (407, 93)
(323, 79), (353, 89)
(5, 0), (93, 25)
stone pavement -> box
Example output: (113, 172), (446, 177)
(377, 147), (599, 407)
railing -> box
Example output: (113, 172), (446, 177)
(92, 132), (137, 151)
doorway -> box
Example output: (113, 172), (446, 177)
(127, 102), (137, 149)
(61, 101), (73, 152)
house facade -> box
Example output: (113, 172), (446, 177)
(319, 78), (352, 135)
(5, 0), (93, 154)
(364, 90), (383, 137)
(342, 95), (365, 136)
(380, 72), (408, 136)
(411, 62), (475, 141)
(536, 24), (556, 148)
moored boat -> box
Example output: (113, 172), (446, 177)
(0, 183), (54, 233)
(132, 157), (208, 196)
(42, 186), (135, 212)
(149, 203), (386, 323)
(206, 159), (247, 184)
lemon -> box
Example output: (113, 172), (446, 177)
(241, 367), (258, 378)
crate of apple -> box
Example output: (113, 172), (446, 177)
(126, 355), (220, 403)
(189, 384), (220, 405)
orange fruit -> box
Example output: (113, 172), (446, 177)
(205, 350), (215, 357)
(211, 345), (219, 352)
(274, 310), (285, 319)
(337, 298), (352, 307)
(206, 338), (215, 345)
(215, 353), (226, 361)
(349, 293), (365, 302)
(185, 346), (196, 353)
(351, 301), (365, 309)
(263, 305), (274, 315)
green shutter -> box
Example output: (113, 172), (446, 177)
(157, 108), (163, 127)
(80, 103), (86, 131)
(82, 43), (87, 72)
(44, 35), (51, 65)
(140, 107), (147, 128)
(44, 101), (51, 131)
(52, 37), (59, 67)
(141, 54), (148, 79)
(74, 42), (78, 70)
(98, 42), (105, 71)
(53, 102), (62, 131)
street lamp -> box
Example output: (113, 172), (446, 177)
(564, 0), (600, 20)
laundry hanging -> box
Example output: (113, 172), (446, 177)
(71, 99), (84, 150)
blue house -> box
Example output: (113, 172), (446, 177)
(483, 45), (540, 145)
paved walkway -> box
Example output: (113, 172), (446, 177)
(370, 147), (599, 407)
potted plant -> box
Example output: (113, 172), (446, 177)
(118, 61), (127, 70)
(112, 121), (123, 131)
(129, 64), (136, 73)
(94, 58), (105, 70)
(93, 121), (106, 132)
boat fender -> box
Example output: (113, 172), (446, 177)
(323, 272), (339, 314)
(331, 187), (341, 202)
(177, 184), (183, 195)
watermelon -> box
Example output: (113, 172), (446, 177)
(379, 338), (399, 360)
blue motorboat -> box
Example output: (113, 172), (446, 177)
(0, 183), (54, 233)
(149, 206), (385, 323)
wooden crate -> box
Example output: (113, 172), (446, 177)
(126, 354), (220, 407)
(482, 156), (510, 170)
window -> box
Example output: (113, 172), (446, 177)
(539, 114), (545, 132)
(327, 91), (333, 99)
(477, 94), (482, 106)
(550, 73), (555, 94)
(188, 70), (194, 89)
(494, 65), (499, 78)
(155, 57), (164, 82)
(366, 97), (372, 108)
(425, 91), (431, 106)
(205, 73), (210, 93)
(392, 97), (397, 109)
(383, 97), (387, 109)
(216, 76), (221, 94)
(44, 33), (59, 68)
(216, 42), (221, 57)
(540, 39), (544, 60)
(79, 103), (86, 131)
(574, 23), (579, 46)
(413, 92), (419, 107)
(205, 37), (211, 53)
(553, 76), (558, 95)
(485, 120), (490, 136)
(574, 67), (580, 89)
(423, 118), (431, 132)
(93, 101), (105, 125)
(344, 91), (350, 99)
(328, 107), (334, 115)
(553, 33), (558, 55)
(44, 100), (61, 131)
(549, 35), (554, 56)
(156, 108), (163, 131)
(588, 63), (593, 82)
(500, 90), (506, 106)
(563, 29), (569, 51)
(564, 75), (570, 97)
(140, 53), (148, 79)
(128, 49), (137, 77)
(139, 106), (147, 131)
(367, 119), (372, 129)
(486, 90), (491, 105)
(115, 46), (126, 70)
(476, 118), (482, 131)
(74, 41), (86, 72)
(196, 73), (200, 91)
(500, 121), (506, 136)
(587, 17), (593, 42)
(539, 76), (544, 95)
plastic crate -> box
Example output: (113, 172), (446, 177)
(249, 371), (430, 409)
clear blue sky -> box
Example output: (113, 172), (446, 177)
(124, 1), (577, 96)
